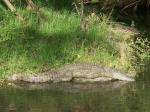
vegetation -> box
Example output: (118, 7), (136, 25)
(131, 36), (150, 71)
(0, 0), (149, 78)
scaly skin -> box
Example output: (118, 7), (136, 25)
(7, 64), (135, 83)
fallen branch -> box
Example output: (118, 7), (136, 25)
(3, 0), (24, 20)
(3, 0), (16, 12)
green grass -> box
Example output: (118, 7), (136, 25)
(0, 0), (136, 78)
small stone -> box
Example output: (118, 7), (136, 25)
(7, 83), (13, 86)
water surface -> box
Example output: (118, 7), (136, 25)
(0, 80), (150, 112)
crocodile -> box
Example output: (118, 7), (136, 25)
(6, 64), (135, 83)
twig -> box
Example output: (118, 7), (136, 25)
(78, 1), (102, 5)
(121, 0), (141, 11)
(26, 0), (39, 11)
(72, 2), (80, 16)
(80, 0), (84, 30)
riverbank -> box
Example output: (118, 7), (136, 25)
(0, 0), (149, 80)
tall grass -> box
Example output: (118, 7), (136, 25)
(0, 0), (136, 78)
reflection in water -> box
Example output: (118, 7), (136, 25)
(0, 81), (150, 112)
(8, 103), (16, 112)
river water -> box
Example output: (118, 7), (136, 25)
(0, 78), (150, 112)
